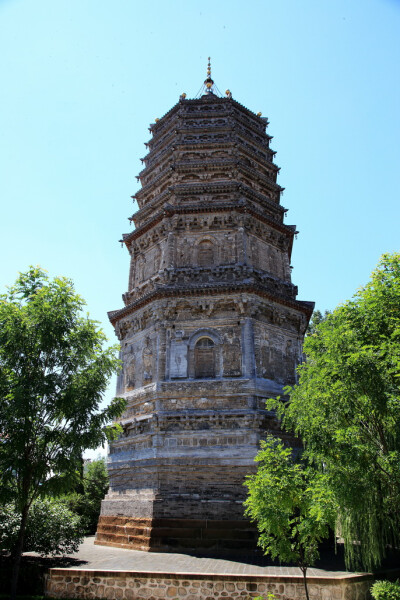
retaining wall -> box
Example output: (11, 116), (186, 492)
(45, 569), (373, 600)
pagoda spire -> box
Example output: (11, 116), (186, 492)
(204, 56), (214, 93)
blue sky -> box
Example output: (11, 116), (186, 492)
(1, 0), (399, 439)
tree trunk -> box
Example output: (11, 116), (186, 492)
(300, 566), (309, 600)
(10, 503), (29, 600)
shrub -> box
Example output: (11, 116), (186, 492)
(0, 503), (21, 550)
(371, 580), (400, 600)
(0, 498), (83, 556)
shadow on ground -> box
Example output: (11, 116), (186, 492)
(170, 543), (348, 571)
(158, 543), (400, 574)
(0, 555), (87, 596)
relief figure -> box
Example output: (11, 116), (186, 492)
(223, 330), (242, 377)
(142, 337), (153, 382)
(125, 356), (136, 390)
(259, 334), (273, 380)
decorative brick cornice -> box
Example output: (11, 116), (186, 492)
(121, 201), (296, 248)
(108, 282), (314, 325)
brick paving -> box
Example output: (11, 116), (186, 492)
(46, 536), (355, 578)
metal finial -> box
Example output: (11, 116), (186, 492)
(204, 56), (214, 93)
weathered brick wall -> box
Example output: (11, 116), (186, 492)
(45, 569), (373, 600)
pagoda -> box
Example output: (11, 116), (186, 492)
(96, 61), (314, 552)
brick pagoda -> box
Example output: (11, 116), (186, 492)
(96, 61), (314, 552)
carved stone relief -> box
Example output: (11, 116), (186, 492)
(170, 331), (188, 379)
(255, 324), (299, 385)
(142, 337), (154, 383)
(115, 319), (132, 341)
(256, 329), (273, 380)
(222, 329), (242, 377)
(136, 255), (146, 284)
(125, 356), (136, 391)
(221, 233), (236, 264)
(178, 238), (192, 267)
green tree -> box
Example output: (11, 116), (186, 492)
(270, 253), (400, 571)
(0, 267), (126, 598)
(83, 458), (109, 534)
(306, 309), (331, 336)
(62, 457), (110, 534)
(244, 436), (334, 600)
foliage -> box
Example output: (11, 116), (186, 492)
(0, 267), (126, 596)
(306, 309), (330, 336)
(0, 502), (21, 550)
(0, 498), (82, 555)
(269, 253), (400, 571)
(244, 436), (335, 600)
(24, 498), (82, 556)
(83, 458), (109, 533)
(371, 580), (400, 600)
(61, 457), (109, 534)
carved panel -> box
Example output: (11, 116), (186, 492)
(254, 324), (300, 385)
(222, 328), (242, 377)
(170, 338), (188, 378)
(142, 336), (154, 383)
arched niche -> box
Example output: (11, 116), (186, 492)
(188, 329), (222, 379)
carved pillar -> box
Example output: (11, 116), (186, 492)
(166, 230), (175, 268)
(115, 349), (125, 395)
(237, 226), (248, 265)
(128, 243), (136, 290)
(156, 322), (167, 382)
(282, 252), (290, 281)
(241, 317), (255, 378)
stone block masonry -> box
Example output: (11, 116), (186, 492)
(45, 569), (373, 600)
(95, 517), (258, 552)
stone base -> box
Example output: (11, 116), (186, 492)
(95, 516), (258, 553)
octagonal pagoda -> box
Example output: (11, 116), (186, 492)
(96, 64), (314, 553)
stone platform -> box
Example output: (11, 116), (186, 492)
(43, 537), (377, 600)
(95, 516), (258, 552)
